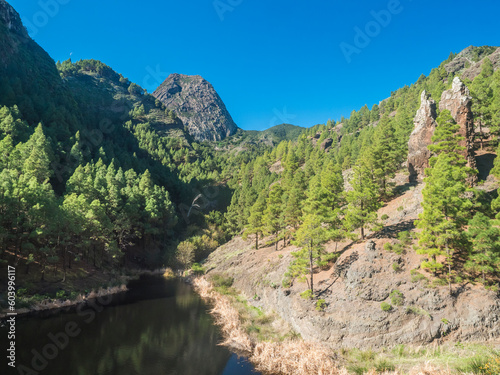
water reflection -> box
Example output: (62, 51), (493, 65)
(8, 277), (259, 375)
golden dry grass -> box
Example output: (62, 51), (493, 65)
(193, 277), (253, 353)
(193, 277), (474, 375)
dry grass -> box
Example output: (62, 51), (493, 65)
(193, 277), (482, 375)
(252, 340), (345, 375)
(193, 277), (252, 353)
(194, 277), (348, 374)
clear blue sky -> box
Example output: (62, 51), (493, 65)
(8, 0), (500, 131)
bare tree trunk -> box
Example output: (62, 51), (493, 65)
(62, 246), (67, 283)
(255, 233), (259, 250)
(478, 120), (484, 150)
(309, 239), (314, 297)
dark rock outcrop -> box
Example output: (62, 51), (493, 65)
(407, 91), (437, 183)
(320, 138), (333, 151)
(153, 73), (238, 142)
(439, 77), (477, 179)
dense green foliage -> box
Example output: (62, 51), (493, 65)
(1, 30), (499, 295)
(224, 47), (500, 294)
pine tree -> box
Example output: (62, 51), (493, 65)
(244, 190), (267, 249)
(470, 59), (494, 147)
(416, 110), (474, 289)
(370, 116), (398, 197)
(344, 158), (381, 240)
(282, 169), (306, 242)
(263, 183), (284, 250)
(22, 124), (54, 183)
(465, 213), (500, 282)
(290, 213), (329, 297)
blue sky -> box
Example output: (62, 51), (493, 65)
(8, 0), (500, 131)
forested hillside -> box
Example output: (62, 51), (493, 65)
(0, 0), (499, 313)
(224, 48), (500, 292)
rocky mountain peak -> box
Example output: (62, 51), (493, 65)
(0, 0), (31, 65)
(439, 77), (477, 180)
(153, 73), (238, 142)
(0, 0), (27, 37)
(407, 91), (437, 183)
(408, 78), (477, 183)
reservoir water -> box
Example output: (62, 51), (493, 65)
(5, 276), (260, 375)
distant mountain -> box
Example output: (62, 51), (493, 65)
(238, 123), (305, 144)
(153, 73), (238, 142)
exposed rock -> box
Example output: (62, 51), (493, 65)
(0, 0), (28, 38)
(462, 48), (500, 81)
(365, 240), (376, 252)
(153, 73), (238, 142)
(444, 46), (500, 80)
(439, 77), (478, 179)
(205, 232), (500, 349)
(408, 78), (478, 183)
(320, 138), (333, 151)
(0, 0), (31, 66)
(407, 91), (437, 183)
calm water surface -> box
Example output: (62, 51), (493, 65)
(5, 276), (260, 375)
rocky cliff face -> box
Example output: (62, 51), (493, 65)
(0, 0), (30, 65)
(408, 78), (477, 183)
(153, 74), (238, 142)
(439, 77), (478, 178)
(407, 91), (438, 183)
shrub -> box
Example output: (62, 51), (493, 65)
(316, 299), (326, 311)
(282, 276), (291, 288)
(191, 263), (205, 275)
(392, 263), (402, 272)
(56, 290), (66, 299)
(410, 269), (427, 283)
(384, 241), (404, 254)
(381, 214), (389, 221)
(397, 231), (412, 245)
(406, 306), (431, 318)
(374, 359), (396, 372)
(300, 289), (313, 300)
(390, 289), (404, 306)
(381, 302), (392, 311)
(481, 352), (500, 374)
(210, 274), (234, 288)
